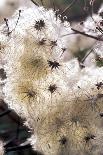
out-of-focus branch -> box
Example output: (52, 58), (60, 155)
(31, 0), (39, 6)
(63, 28), (103, 41)
(0, 100), (24, 125)
(5, 143), (31, 152)
(5, 142), (43, 155)
(61, 0), (77, 15)
(0, 109), (11, 117)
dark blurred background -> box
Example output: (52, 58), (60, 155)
(35, 0), (102, 21)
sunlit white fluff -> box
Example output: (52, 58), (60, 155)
(0, 140), (4, 155)
(1, 2), (103, 155)
(83, 14), (102, 36)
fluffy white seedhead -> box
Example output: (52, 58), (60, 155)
(84, 14), (102, 36)
(0, 2), (103, 155)
(83, 4), (103, 62)
(98, 4), (103, 15)
(84, 4), (103, 36)
(0, 140), (4, 155)
(1, 4), (76, 118)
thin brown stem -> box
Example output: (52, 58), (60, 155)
(63, 28), (103, 41)
(81, 49), (94, 63)
(0, 109), (11, 117)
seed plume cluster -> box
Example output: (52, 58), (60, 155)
(0, 0), (103, 155)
